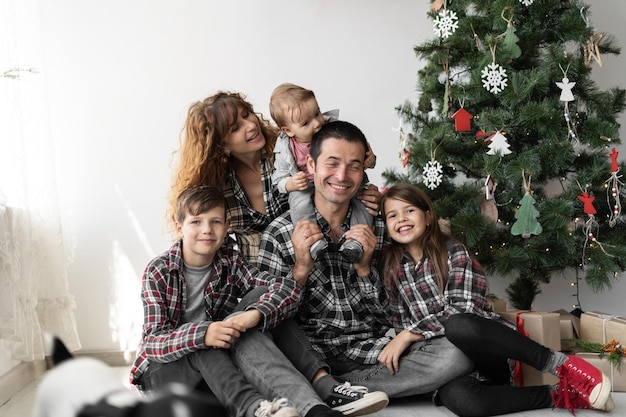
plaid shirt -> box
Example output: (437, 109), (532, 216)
(258, 207), (392, 365)
(130, 239), (302, 387)
(385, 240), (503, 339)
(223, 151), (289, 265)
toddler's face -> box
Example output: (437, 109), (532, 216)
(282, 97), (325, 144)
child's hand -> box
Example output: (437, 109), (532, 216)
(204, 320), (246, 349)
(286, 171), (309, 192)
(377, 330), (424, 374)
(225, 310), (261, 331)
(358, 183), (382, 216)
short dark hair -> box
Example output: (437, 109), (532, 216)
(175, 185), (226, 224)
(309, 120), (368, 164)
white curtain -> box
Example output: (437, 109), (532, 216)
(0, 0), (80, 361)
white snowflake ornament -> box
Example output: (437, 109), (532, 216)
(422, 160), (444, 190)
(519, 0), (534, 6)
(481, 62), (508, 94)
(433, 9), (459, 39)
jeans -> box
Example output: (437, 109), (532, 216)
(325, 336), (474, 397)
(437, 313), (554, 417)
(142, 292), (327, 417)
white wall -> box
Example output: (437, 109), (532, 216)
(33, 0), (626, 353)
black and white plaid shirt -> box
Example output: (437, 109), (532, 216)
(258, 206), (393, 365)
(223, 152), (289, 265)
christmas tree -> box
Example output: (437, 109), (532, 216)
(383, 0), (626, 309)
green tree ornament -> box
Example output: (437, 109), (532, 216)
(511, 192), (542, 238)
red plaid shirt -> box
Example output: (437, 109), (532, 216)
(129, 239), (302, 387)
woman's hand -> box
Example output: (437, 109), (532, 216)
(377, 330), (424, 374)
(358, 183), (382, 216)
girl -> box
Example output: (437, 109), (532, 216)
(379, 183), (613, 416)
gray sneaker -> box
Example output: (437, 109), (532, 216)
(339, 239), (363, 262)
(310, 238), (329, 260)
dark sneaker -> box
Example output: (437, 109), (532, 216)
(339, 239), (363, 262)
(556, 355), (611, 411)
(310, 239), (329, 260)
(255, 398), (300, 417)
(326, 382), (389, 416)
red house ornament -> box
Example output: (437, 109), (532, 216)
(451, 107), (473, 132)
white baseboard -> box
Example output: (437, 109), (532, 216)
(0, 360), (46, 406)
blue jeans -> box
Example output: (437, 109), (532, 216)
(325, 337), (474, 397)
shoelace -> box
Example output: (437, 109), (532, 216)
(255, 398), (290, 417)
(555, 367), (575, 415)
(334, 382), (369, 395)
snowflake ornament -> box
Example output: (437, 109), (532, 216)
(422, 160), (443, 190)
(518, 0), (534, 6)
(481, 62), (508, 94)
(433, 9), (459, 39)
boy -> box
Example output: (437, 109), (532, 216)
(130, 185), (387, 417)
(269, 83), (377, 261)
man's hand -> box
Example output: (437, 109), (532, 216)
(344, 224), (377, 277)
(291, 221), (321, 285)
(204, 320), (246, 349)
(286, 172), (309, 192)
(358, 183), (382, 216)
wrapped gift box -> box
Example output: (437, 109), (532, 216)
(487, 294), (506, 313)
(552, 309), (581, 352)
(490, 298), (506, 313)
(580, 311), (626, 344)
(499, 310), (560, 386)
(575, 352), (626, 392)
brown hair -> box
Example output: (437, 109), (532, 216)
(176, 185), (226, 224)
(380, 183), (449, 291)
(269, 83), (317, 128)
(167, 91), (278, 232)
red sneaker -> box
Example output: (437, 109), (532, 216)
(556, 355), (612, 411)
(553, 385), (615, 414)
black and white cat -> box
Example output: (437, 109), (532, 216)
(33, 336), (226, 417)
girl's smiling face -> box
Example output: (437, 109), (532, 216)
(383, 197), (429, 249)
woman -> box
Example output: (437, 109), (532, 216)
(168, 91), (381, 265)
(378, 183), (613, 417)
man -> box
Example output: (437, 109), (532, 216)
(259, 120), (474, 398)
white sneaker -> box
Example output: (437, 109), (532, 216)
(255, 398), (300, 417)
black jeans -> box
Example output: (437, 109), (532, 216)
(437, 313), (554, 417)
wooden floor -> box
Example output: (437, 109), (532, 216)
(0, 366), (623, 417)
